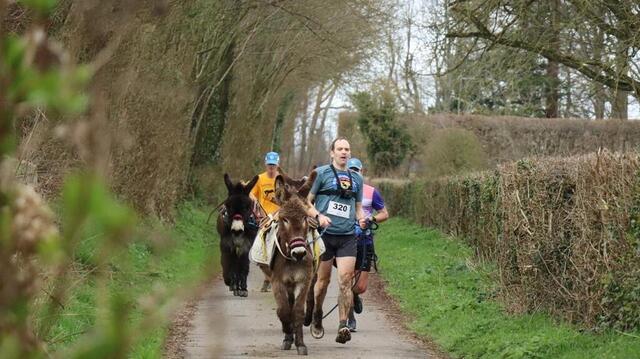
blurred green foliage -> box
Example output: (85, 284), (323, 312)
(17, 0), (57, 15)
(0, 1), (217, 358)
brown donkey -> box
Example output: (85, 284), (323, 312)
(269, 171), (318, 355)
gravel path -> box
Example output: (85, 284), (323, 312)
(179, 265), (439, 358)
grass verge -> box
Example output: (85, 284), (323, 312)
(44, 202), (219, 357)
(375, 218), (640, 359)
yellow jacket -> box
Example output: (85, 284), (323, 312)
(250, 172), (280, 215)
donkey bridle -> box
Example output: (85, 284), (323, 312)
(219, 202), (260, 232)
(273, 216), (318, 261)
(274, 231), (310, 261)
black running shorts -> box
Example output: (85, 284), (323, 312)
(320, 233), (357, 261)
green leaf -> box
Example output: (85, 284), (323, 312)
(17, 0), (58, 15)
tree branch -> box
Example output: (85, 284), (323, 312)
(447, 9), (640, 98)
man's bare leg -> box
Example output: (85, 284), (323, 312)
(353, 270), (369, 294)
(335, 256), (356, 343)
(349, 269), (368, 331)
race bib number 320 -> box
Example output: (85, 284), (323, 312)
(327, 201), (350, 218)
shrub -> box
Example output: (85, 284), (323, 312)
(421, 128), (489, 178)
(376, 150), (640, 331)
(351, 90), (413, 175)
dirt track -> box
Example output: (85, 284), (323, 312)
(174, 265), (440, 358)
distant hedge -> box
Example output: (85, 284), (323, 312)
(376, 151), (640, 331)
(425, 114), (640, 167)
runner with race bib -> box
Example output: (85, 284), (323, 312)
(306, 137), (366, 345)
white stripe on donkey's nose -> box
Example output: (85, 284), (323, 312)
(231, 219), (244, 232)
(291, 247), (306, 255)
(291, 246), (306, 261)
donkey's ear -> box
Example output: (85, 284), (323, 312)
(244, 175), (259, 195)
(276, 166), (287, 177)
(297, 170), (318, 198)
(274, 175), (290, 204)
(224, 173), (233, 192)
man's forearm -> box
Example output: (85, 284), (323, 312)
(372, 208), (389, 223)
(355, 203), (364, 220)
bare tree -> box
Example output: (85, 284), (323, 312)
(446, 0), (640, 110)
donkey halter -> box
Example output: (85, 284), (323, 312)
(217, 197), (260, 232)
(273, 214), (317, 261)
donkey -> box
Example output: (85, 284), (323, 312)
(269, 171), (318, 355)
(217, 173), (259, 297)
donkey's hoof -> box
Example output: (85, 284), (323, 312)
(281, 340), (293, 350)
(260, 280), (271, 292)
(296, 345), (308, 355)
(310, 324), (324, 339)
(238, 289), (248, 297)
(233, 289), (239, 296)
(303, 312), (312, 326)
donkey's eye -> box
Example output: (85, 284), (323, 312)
(282, 218), (289, 225)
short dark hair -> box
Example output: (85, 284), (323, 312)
(330, 137), (349, 151)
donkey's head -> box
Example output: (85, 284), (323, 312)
(273, 171), (317, 261)
(222, 173), (259, 236)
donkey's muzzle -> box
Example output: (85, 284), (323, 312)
(290, 237), (307, 261)
(230, 214), (245, 235)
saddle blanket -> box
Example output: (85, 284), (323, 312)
(250, 216), (325, 269)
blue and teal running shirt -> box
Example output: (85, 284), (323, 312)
(310, 164), (363, 235)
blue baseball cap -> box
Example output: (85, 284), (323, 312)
(347, 158), (362, 171)
(265, 151), (280, 165)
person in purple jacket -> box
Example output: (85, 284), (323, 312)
(346, 158), (389, 332)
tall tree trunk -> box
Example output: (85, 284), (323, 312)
(403, 9), (423, 113)
(190, 35), (235, 166)
(297, 90), (310, 173)
(271, 91), (294, 153)
(545, 59), (559, 118)
(437, 0), (453, 111)
(612, 41), (629, 119)
(281, 96), (297, 172)
(545, 0), (559, 118)
(592, 28), (605, 119)
(565, 67), (573, 117)
(308, 84), (337, 169)
(306, 82), (326, 161)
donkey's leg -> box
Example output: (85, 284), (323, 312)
(220, 248), (234, 291)
(259, 264), (272, 292)
(304, 273), (317, 326)
(237, 252), (250, 297)
(294, 282), (311, 355)
(274, 284), (293, 350)
(231, 254), (240, 296)
(311, 261), (332, 339)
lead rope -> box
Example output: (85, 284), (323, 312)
(321, 270), (364, 320)
(206, 200), (227, 224)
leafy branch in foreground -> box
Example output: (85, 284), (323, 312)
(0, 1), (179, 358)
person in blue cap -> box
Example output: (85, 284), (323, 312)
(346, 157), (389, 333)
(251, 152), (281, 215)
(250, 151), (281, 291)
